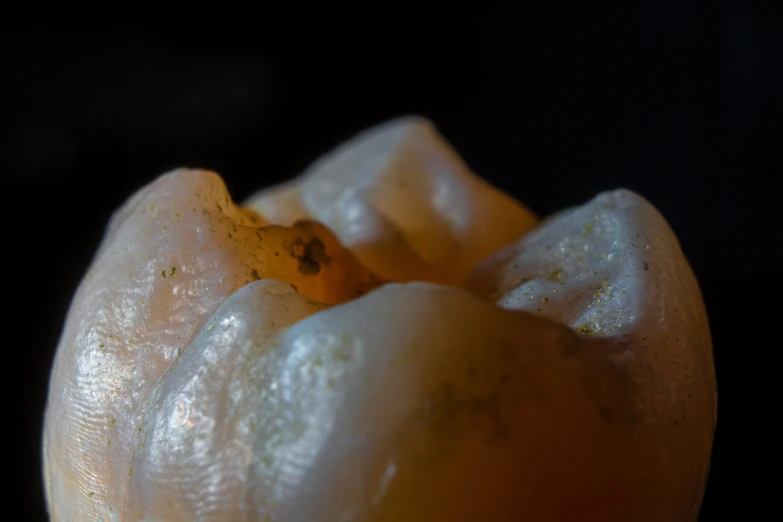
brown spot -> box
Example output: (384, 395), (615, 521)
(287, 238), (331, 275)
(250, 268), (261, 281)
(574, 323), (596, 335)
(582, 222), (594, 236)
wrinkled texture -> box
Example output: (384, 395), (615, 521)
(44, 118), (715, 522)
(43, 170), (381, 522)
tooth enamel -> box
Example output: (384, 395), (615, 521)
(44, 118), (715, 522)
(126, 282), (659, 521)
(43, 169), (379, 521)
(125, 279), (326, 521)
(246, 117), (537, 285)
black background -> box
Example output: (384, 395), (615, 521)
(5, 7), (778, 521)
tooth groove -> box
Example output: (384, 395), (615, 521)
(45, 121), (714, 522)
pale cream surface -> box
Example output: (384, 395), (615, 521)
(43, 118), (715, 522)
(245, 117), (537, 285)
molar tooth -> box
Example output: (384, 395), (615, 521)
(44, 119), (715, 522)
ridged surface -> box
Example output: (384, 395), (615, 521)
(43, 118), (715, 521)
(246, 117), (537, 285)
